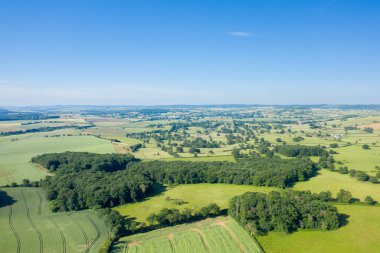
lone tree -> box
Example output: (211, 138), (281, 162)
(336, 189), (353, 203)
(364, 195), (376, 205)
(362, 144), (370, 150)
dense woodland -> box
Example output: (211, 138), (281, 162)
(128, 157), (316, 188)
(32, 152), (317, 212)
(33, 152), (153, 211)
(229, 191), (340, 235)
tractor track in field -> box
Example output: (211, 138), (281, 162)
(86, 215), (101, 250)
(36, 190), (43, 215)
(167, 233), (176, 253)
(190, 228), (211, 253)
(49, 217), (67, 253)
(21, 190), (44, 253)
(69, 214), (89, 253)
(8, 206), (21, 253)
(214, 222), (247, 253)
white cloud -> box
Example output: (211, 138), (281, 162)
(225, 31), (255, 37)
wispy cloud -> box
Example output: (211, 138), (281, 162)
(224, 31), (255, 37)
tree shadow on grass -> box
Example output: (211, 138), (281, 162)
(338, 213), (350, 227)
(0, 190), (16, 208)
(286, 169), (320, 187)
(133, 183), (167, 204)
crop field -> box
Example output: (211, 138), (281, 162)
(114, 184), (275, 223)
(294, 169), (380, 202)
(0, 187), (108, 253)
(111, 216), (263, 253)
(0, 134), (115, 186)
(257, 205), (380, 253)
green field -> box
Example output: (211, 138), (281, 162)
(111, 216), (263, 253)
(334, 145), (380, 172)
(0, 134), (115, 185)
(257, 205), (380, 253)
(114, 184), (275, 223)
(0, 187), (108, 253)
(294, 169), (380, 202)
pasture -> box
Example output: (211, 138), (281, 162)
(0, 134), (115, 186)
(111, 216), (263, 253)
(257, 205), (380, 253)
(0, 187), (108, 253)
(114, 184), (275, 223)
(294, 169), (380, 202)
(333, 145), (380, 172)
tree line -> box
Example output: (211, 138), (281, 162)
(147, 203), (221, 227)
(274, 144), (328, 157)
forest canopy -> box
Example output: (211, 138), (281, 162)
(229, 190), (340, 235)
(32, 152), (317, 212)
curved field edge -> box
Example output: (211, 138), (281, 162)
(111, 216), (263, 253)
(0, 187), (109, 253)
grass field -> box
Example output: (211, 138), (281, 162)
(334, 145), (380, 172)
(111, 216), (263, 253)
(0, 187), (108, 253)
(294, 169), (380, 201)
(0, 135), (115, 186)
(257, 204), (380, 253)
(114, 184), (275, 223)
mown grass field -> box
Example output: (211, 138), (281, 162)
(111, 216), (263, 253)
(294, 169), (380, 202)
(0, 187), (108, 253)
(257, 205), (380, 253)
(0, 134), (115, 185)
(114, 184), (275, 223)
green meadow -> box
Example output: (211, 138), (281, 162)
(257, 205), (380, 253)
(114, 184), (275, 223)
(334, 145), (380, 172)
(294, 169), (380, 201)
(0, 134), (115, 185)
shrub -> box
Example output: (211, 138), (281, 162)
(336, 189), (353, 203)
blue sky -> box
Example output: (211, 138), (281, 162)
(0, 0), (379, 105)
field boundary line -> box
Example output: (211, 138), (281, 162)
(190, 228), (211, 252)
(49, 217), (67, 253)
(86, 215), (101, 250)
(68, 214), (89, 253)
(9, 206), (21, 253)
(21, 189), (44, 253)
